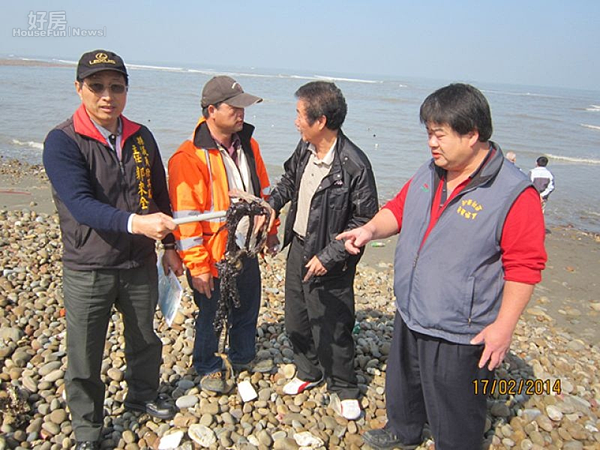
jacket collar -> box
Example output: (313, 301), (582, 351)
(296, 131), (346, 192)
(192, 116), (261, 196)
(432, 141), (504, 190)
(73, 104), (141, 146)
(300, 130), (345, 163)
(192, 116), (255, 151)
(468, 141), (503, 188)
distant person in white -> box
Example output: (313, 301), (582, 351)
(529, 156), (555, 213)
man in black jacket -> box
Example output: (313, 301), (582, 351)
(43, 50), (182, 449)
(268, 81), (378, 420)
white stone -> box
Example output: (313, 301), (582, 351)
(175, 395), (198, 409)
(294, 431), (324, 447)
(546, 404), (563, 421)
(188, 424), (216, 448)
(158, 431), (183, 450)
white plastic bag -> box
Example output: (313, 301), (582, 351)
(157, 253), (183, 326)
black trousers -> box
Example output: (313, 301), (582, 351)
(63, 264), (162, 442)
(285, 235), (359, 399)
(386, 312), (493, 450)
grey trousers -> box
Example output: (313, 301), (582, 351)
(63, 263), (162, 442)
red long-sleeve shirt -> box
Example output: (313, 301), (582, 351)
(383, 178), (546, 284)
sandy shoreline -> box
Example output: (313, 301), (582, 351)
(0, 58), (72, 69)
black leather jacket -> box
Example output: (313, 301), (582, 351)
(269, 132), (378, 276)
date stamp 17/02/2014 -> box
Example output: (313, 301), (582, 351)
(473, 378), (562, 396)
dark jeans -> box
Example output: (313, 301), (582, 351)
(188, 257), (261, 375)
(285, 235), (359, 399)
(386, 312), (493, 450)
(63, 264), (162, 442)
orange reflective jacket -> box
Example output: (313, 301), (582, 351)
(168, 118), (276, 277)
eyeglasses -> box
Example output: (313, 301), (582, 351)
(84, 82), (127, 95)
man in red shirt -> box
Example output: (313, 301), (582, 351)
(338, 84), (546, 450)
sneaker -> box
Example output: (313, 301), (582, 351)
(231, 358), (274, 374)
(283, 376), (323, 395)
(363, 428), (420, 450)
(231, 361), (252, 374)
(329, 393), (361, 420)
(200, 371), (227, 393)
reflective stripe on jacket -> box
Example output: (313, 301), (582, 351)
(168, 117), (276, 277)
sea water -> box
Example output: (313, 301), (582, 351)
(1, 59), (598, 233)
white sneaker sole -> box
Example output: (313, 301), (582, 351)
(283, 377), (322, 395)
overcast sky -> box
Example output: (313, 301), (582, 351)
(2, 0), (599, 91)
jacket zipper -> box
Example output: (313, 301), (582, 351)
(111, 145), (134, 262)
(406, 185), (481, 322)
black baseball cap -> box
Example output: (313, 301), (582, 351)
(77, 50), (128, 81)
(201, 75), (262, 108)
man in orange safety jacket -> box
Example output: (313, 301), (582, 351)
(168, 76), (278, 393)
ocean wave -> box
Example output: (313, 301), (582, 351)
(12, 139), (43, 150)
(188, 69), (295, 80)
(172, 68), (316, 81)
(218, 71), (281, 79)
(186, 69), (214, 74)
(581, 124), (600, 131)
(13, 55), (383, 85)
(547, 153), (600, 165)
(586, 105), (600, 112)
(128, 63), (186, 72)
(314, 75), (381, 84)
(54, 59), (77, 65)
(55, 60), (186, 72)
(483, 89), (562, 99)
(289, 74), (319, 81)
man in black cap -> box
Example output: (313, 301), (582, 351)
(168, 75), (279, 393)
(43, 50), (181, 449)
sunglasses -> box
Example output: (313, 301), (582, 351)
(84, 82), (127, 95)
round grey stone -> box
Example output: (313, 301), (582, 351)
(42, 369), (64, 383)
(177, 379), (195, 391)
(38, 361), (62, 377)
(49, 409), (67, 425)
(175, 395), (198, 409)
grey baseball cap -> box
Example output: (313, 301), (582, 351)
(201, 75), (262, 108)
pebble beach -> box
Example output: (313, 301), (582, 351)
(0, 159), (599, 450)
